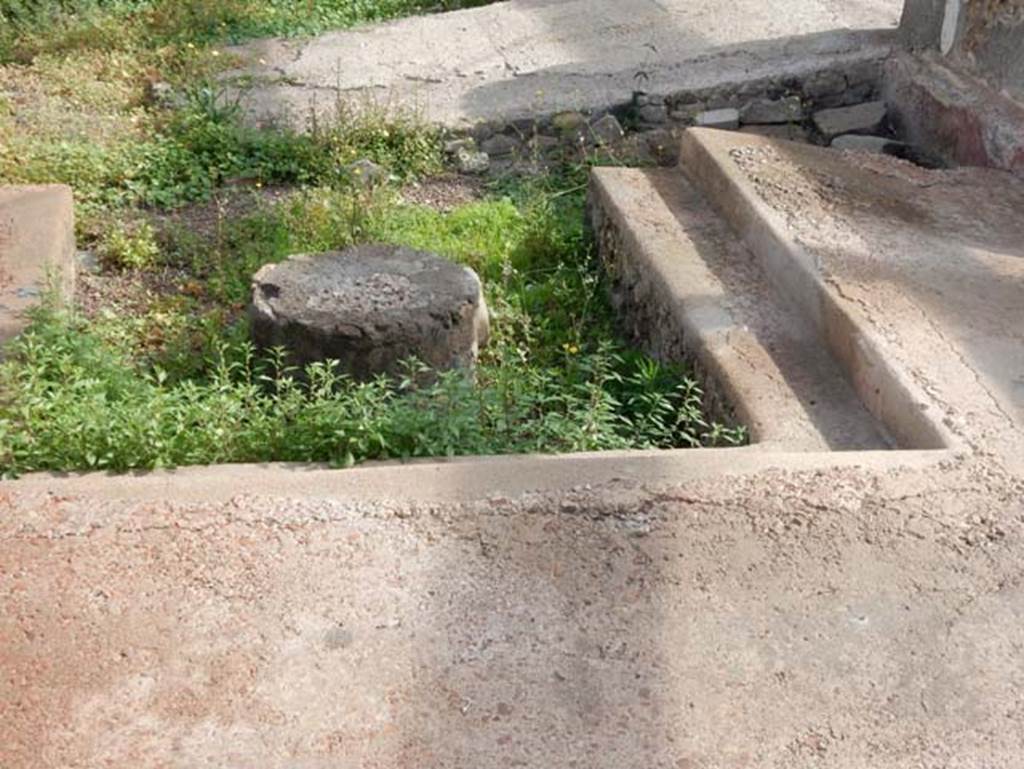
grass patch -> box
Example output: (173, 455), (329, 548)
(1, 76), (443, 223)
(1, 176), (745, 476)
(2, 0), (497, 61)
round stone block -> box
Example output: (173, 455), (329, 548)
(250, 244), (489, 380)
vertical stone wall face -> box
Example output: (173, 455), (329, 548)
(957, 0), (1024, 100)
(901, 0), (1024, 100)
(900, 0), (946, 49)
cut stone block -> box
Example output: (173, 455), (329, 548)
(694, 108), (740, 130)
(812, 100), (887, 138)
(740, 124), (811, 143)
(679, 127), (1024, 453)
(637, 104), (669, 124)
(251, 245), (489, 380)
(740, 96), (803, 124)
(669, 102), (706, 123)
(0, 185), (75, 346)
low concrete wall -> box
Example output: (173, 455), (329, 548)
(0, 185), (75, 346)
(884, 49), (1024, 174)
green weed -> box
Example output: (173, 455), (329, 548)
(0, 306), (744, 476)
(98, 219), (161, 269)
(2, 0), (497, 61)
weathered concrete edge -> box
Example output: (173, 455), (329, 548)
(463, 29), (896, 135)
(587, 166), (889, 451)
(678, 128), (958, 451)
(586, 168), (742, 439)
(7, 447), (956, 506)
(0, 185), (75, 346)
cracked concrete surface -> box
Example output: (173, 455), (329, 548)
(226, 0), (902, 129)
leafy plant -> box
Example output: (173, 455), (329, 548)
(0, 308), (743, 477)
(98, 219), (161, 269)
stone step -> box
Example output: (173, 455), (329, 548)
(0, 185), (75, 345)
(588, 166), (892, 451)
(678, 127), (1024, 453)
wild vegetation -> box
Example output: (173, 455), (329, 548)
(0, 0), (745, 476)
(1, 0), (495, 60)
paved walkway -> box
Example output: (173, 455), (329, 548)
(3, 451), (1024, 768)
(229, 0), (902, 128)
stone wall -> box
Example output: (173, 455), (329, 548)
(585, 183), (739, 433)
(453, 58), (887, 174)
(957, 0), (1024, 101)
(900, 0), (946, 49)
(893, 0), (1024, 174)
(901, 0), (1024, 100)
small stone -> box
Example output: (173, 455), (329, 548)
(75, 249), (101, 275)
(844, 60), (882, 103)
(345, 158), (386, 187)
(480, 134), (520, 157)
(551, 111), (587, 135)
(527, 134), (561, 154)
(740, 96), (804, 124)
(669, 102), (706, 124)
(588, 114), (624, 145)
(488, 157), (521, 177)
(740, 124), (810, 143)
(813, 100), (887, 139)
(695, 108), (740, 130)
(455, 148), (490, 175)
(637, 104), (669, 124)
(634, 92), (665, 108)
(831, 134), (904, 153)
(803, 69), (848, 107)
(444, 137), (475, 155)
